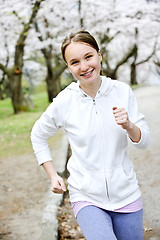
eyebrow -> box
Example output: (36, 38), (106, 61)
(69, 51), (93, 64)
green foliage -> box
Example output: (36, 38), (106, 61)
(0, 85), (50, 159)
(0, 98), (13, 119)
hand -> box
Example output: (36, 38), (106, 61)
(42, 161), (67, 194)
(112, 107), (132, 130)
(51, 174), (66, 194)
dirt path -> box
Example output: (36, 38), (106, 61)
(129, 85), (160, 239)
(0, 153), (48, 240)
(0, 85), (160, 240)
(0, 130), (66, 240)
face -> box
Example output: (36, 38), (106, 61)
(64, 42), (102, 87)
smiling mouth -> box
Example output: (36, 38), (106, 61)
(80, 69), (94, 76)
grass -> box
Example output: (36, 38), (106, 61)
(0, 85), (51, 159)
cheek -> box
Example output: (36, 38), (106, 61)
(92, 57), (101, 67)
(94, 59), (101, 70)
(69, 67), (79, 76)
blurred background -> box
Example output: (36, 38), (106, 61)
(0, 0), (160, 114)
(0, 0), (160, 239)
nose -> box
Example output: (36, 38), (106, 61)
(80, 60), (89, 72)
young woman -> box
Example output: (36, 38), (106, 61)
(31, 31), (150, 240)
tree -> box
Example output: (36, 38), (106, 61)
(80, 0), (160, 84)
(27, 0), (85, 102)
(0, 0), (44, 113)
(34, 19), (66, 102)
(99, 29), (138, 81)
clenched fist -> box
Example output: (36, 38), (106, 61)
(113, 107), (132, 130)
(51, 174), (66, 194)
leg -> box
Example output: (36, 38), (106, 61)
(111, 209), (143, 240)
(76, 205), (117, 240)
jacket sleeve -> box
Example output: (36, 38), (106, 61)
(30, 99), (63, 165)
(127, 86), (150, 149)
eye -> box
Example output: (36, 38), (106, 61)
(86, 55), (92, 60)
(71, 60), (78, 65)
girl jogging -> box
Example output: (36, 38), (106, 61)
(31, 30), (150, 240)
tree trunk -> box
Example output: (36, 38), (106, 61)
(103, 67), (117, 80)
(9, 69), (23, 113)
(130, 44), (138, 85)
(34, 19), (67, 102)
(45, 60), (66, 102)
(78, 0), (84, 28)
(9, 0), (44, 113)
(0, 84), (4, 100)
(130, 62), (137, 85)
(46, 74), (61, 102)
(45, 60), (59, 102)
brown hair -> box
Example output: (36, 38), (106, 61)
(61, 31), (103, 75)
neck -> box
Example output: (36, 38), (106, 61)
(79, 77), (102, 99)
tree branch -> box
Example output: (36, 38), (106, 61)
(154, 60), (160, 68)
(15, 0), (45, 69)
(100, 30), (121, 45)
(0, 63), (8, 75)
(114, 44), (137, 72)
(18, 0), (45, 44)
(53, 63), (67, 79)
(136, 41), (157, 66)
(34, 20), (52, 56)
(43, 17), (53, 52)
(78, 0), (84, 28)
(34, 21), (45, 42)
(12, 10), (25, 25)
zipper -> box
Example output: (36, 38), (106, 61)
(105, 175), (111, 206)
(92, 99), (97, 114)
(93, 98), (112, 209)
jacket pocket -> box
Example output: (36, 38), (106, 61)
(108, 165), (139, 203)
(79, 169), (108, 202)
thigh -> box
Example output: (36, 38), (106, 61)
(112, 209), (143, 240)
(76, 205), (117, 240)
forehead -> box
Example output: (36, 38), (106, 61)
(65, 42), (96, 62)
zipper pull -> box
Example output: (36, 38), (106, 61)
(93, 99), (97, 114)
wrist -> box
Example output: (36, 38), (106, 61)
(50, 171), (58, 180)
(42, 161), (58, 180)
(125, 121), (133, 131)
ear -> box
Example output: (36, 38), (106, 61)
(98, 50), (102, 62)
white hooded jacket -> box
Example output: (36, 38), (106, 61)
(31, 76), (150, 211)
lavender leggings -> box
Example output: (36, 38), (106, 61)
(76, 205), (143, 240)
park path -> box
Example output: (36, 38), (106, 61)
(0, 84), (160, 240)
(0, 130), (68, 240)
(128, 85), (160, 239)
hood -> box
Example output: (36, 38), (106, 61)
(65, 76), (115, 97)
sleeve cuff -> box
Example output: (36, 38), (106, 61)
(35, 148), (53, 165)
(128, 127), (150, 149)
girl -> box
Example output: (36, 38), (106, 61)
(31, 31), (150, 240)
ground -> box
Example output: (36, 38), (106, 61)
(0, 85), (160, 240)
